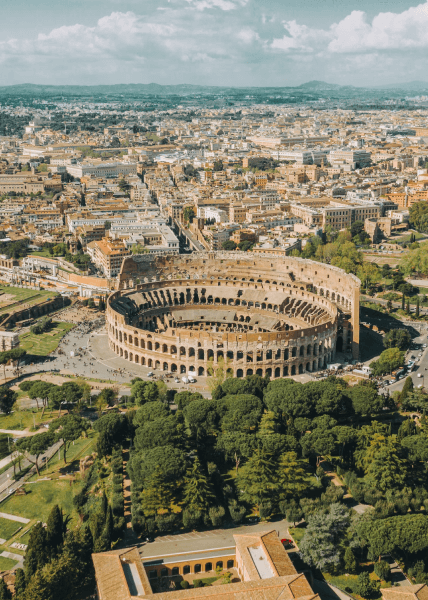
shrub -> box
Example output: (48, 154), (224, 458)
(194, 580), (203, 588)
(180, 581), (190, 589)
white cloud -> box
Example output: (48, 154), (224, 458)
(329, 3), (428, 52)
(271, 20), (329, 52)
(185, 0), (247, 11)
(237, 27), (260, 44)
(271, 1), (428, 55)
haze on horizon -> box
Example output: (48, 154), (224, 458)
(1, 0), (428, 88)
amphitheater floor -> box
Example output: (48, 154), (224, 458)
(88, 331), (314, 391)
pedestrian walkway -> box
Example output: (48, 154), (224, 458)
(0, 513), (29, 524)
(0, 551), (24, 562)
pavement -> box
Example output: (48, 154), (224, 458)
(383, 327), (428, 394)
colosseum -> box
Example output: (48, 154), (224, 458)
(106, 252), (360, 379)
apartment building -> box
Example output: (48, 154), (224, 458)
(329, 149), (372, 169)
(290, 199), (383, 230)
(66, 161), (138, 179)
(87, 238), (130, 278)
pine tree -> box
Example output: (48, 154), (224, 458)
(236, 449), (278, 513)
(400, 376), (414, 406)
(141, 467), (175, 516)
(46, 505), (64, 558)
(402, 293), (405, 310)
(100, 490), (108, 519)
(258, 411), (278, 435)
(406, 298), (410, 314)
(278, 451), (312, 500)
(24, 522), (48, 578)
(0, 579), (11, 600)
(182, 456), (216, 514)
(344, 547), (357, 574)
(14, 569), (26, 599)
(416, 297), (420, 318)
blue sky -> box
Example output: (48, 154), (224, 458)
(0, 0), (427, 87)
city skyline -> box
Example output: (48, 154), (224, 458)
(1, 0), (428, 88)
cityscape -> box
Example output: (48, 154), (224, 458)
(2, 1), (428, 600)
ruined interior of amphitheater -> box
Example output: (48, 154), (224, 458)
(107, 252), (360, 379)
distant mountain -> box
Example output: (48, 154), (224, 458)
(373, 80), (428, 91)
(0, 82), (219, 96)
(296, 80), (355, 90)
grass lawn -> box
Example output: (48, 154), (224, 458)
(0, 518), (23, 541)
(37, 431), (98, 478)
(394, 231), (426, 243)
(19, 321), (74, 356)
(18, 526), (34, 545)
(28, 250), (53, 258)
(324, 573), (359, 593)
(0, 479), (81, 524)
(289, 525), (306, 547)
(0, 408), (50, 431)
(0, 556), (18, 570)
(0, 286), (57, 315)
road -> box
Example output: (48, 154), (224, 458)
(0, 441), (63, 503)
(383, 328), (428, 394)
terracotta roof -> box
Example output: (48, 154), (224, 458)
(382, 585), (428, 600)
(92, 547), (153, 600)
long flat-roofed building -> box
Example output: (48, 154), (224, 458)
(92, 530), (317, 600)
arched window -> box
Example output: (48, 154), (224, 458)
(194, 564), (201, 573)
(205, 562), (212, 572)
(183, 565), (191, 575)
(227, 560), (234, 569)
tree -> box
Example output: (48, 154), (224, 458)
(0, 579), (11, 600)
(383, 329), (411, 350)
(50, 415), (87, 464)
(355, 572), (380, 599)
(0, 386), (16, 415)
(364, 439), (408, 492)
(29, 381), (56, 416)
(374, 560), (391, 581)
(14, 568), (26, 599)
(300, 504), (350, 572)
(409, 201), (428, 233)
(222, 240), (237, 251)
(400, 377), (414, 406)
(213, 160), (223, 172)
(357, 263), (381, 293)
(416, 297), (420, 318)
(46, 505), (64, 558)
(117, 179), (130, 192)
(370, 347), (404, 376)
(183, 206), (195, 224)
(278, 451), (312, 500)
(17, 431), (54, 476)
(344, 547), (358, 574)
(24, 521), (48, 578)
(347, 385), (384, 416)
(207, 356), (231, 392)
(182, 456), (215, 514)
(236, 450), (278, 513)
(141, 466), (176, 516)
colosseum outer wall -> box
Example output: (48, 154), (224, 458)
(107, 252), (360, 379)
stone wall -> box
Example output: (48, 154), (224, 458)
(107, 252), (360, 378)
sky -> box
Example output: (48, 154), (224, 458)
(0, 0), (428, 87)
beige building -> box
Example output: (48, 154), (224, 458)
(93, 530), (315, 600)
(87, 238), (130, 278)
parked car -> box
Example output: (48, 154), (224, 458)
(281, 539), (294, 549)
